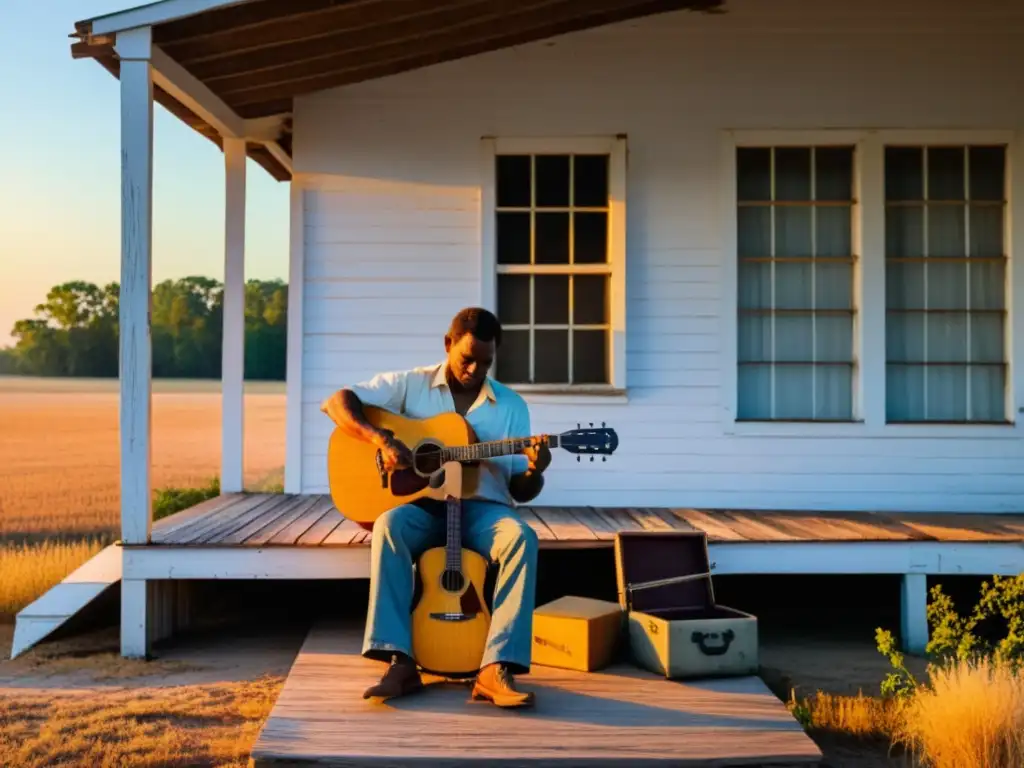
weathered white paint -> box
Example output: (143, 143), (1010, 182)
(150, 46), (245, 138)
(284, 179), (306, 493)
(89, 0), (252, 36)
(221, 136), (246, 492)
(901, 574), (929, 655)
(121, 540), (1024, 580)
(115, 26), (155, 545)
(292, 0), (1024, 514)
(11, 544), (122, 658)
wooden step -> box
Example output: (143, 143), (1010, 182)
(251, 620), (822, 766)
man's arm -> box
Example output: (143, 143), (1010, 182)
(320, 371), (413, 468)
(507, 404), (549, 504)
(321, 388), (390, 447)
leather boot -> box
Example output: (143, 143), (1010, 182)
(471, 663), (535, 708)
(362, 654), (424, 701)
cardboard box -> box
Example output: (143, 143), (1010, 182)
(614, 531), (758, 679)
(531, 595), (623, 672)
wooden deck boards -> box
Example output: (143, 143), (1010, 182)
(150, 493), (1024, 548)
(250, 622), (822, 767)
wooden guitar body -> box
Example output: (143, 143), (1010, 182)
(410, 461), (491, 678)
(327, 407), (481, 530)
(411, 543), (492, 678)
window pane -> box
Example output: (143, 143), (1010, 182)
(886, 206), (924, 258)
(774, 365), (814, 418)
(535, 212), (569, 264)
(774, 315), (813, 362)
(534, 275), (568, 325)
(573, 211), (607, 264)
(535, 155), (569, 207)
(970, 366), (1006, 421)
(535, 330), (568, 383)
(498, 330), (530, 383)
(815, 147), (854, 201)
(969, 205), (1003, 257)
(815, 365), (853, 419)
(774, 263), (812, 310)
(927, 147), (966, 201)
(737, 148), (771, 201)
(816, 315), (853, 363)
(886, 312), (925, 363)
(886, 262), (925, 310)
(496, 155), (530, 207)
(926, 366), (968, 421)
(816, 205), (852, 257)
(775, 147), (811, 201)
(886, 364), (926, 421)
(574, 155), (608, 207)
(885, 147), (923, 201)
(497, 275), (530, 325)
(969, 146), (1005, 201)
(926, 262), (968, 310)
(737, 365), (772, 419)
(926, 313), (968, 363)
(573, 275), (607, 325)
(970, 260), (1005, 310)
(496, 212), (530, 264)
(815, 261), (852, 310)
(970, 313), (1004, 363)
(738, 206), (771, 257)
(573, 330), (607, 383)
(927, 205), (965, 257)
(775, 207), (812, 257)
(738, 262), (771, 310)
(738, 314), (772, 363)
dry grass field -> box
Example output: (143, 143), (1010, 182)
(0, 375), (286, 618)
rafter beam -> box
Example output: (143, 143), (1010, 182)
(89, 0), (256, 36)
(150, 44), (245, 137)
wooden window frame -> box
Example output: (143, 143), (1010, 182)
(480, 136), (628, 402)
(720, 128), (1024, 439)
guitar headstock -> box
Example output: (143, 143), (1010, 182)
(557, 422), (619, 462)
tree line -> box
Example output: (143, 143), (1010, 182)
(0, 277), (287, 380)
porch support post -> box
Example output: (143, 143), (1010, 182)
(115, 24), (154, 659)
(901, 573), (929, 655)
(221, 137), (246, 492)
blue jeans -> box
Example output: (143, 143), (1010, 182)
(362, 499), (539, 673)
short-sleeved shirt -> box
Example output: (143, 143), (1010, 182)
(344, 361), (532, 506)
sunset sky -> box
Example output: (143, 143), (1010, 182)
(0, 2), (290, 345)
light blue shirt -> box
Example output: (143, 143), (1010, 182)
(345, 361), (532, 506)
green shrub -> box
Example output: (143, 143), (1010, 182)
(152, 477), (220, 522)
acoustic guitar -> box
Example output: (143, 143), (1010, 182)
(327, 405), (619, 529)
(410, 461), (490, 677)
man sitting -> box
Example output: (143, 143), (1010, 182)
(320, 307), (549, 708)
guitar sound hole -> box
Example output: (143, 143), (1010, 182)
(413, 442), (443, 476)
(441, 569), (464, 593)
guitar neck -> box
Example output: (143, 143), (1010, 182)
(445, 493), (461, 572)
(440, 434), (561, 463)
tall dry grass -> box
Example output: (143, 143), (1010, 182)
(0, 538), (109, 619)
(792, 657), (1024, 768)
(893, 657), (1024, 768)
(0, 380), (286, 541)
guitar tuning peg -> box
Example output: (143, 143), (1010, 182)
(601, 422), (606, 427)
(590, 456), (594, 462)
(576, 455), (581, 462)
(602, 456), (606, 461)
(589, 422), (594, 427)
(577, 422), (580, 429)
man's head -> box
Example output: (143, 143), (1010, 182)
(444, 307), (501, 391)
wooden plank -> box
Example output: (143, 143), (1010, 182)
(244, 495), (325, 546)
(159, 493), (275, 544)
(567, 507), (617, 540)
(516, 506), (556, 542)
(213, 495), (311, 546)
(268, 495), (337, 545)
(297, 505), (346, 546)
(589, 506), (646, 533)
(879, 512), (1024, 542)
(151, 493), (247, 541)
(251, 621), (822, 767)
(532, 506), (599, 541)
(322, 515), (369, 546)
(626, 507), (681, 532)
(671, 509), (749, 541)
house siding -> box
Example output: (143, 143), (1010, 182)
(293, 0), (1024, 512)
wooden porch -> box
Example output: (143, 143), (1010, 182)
(149, 491), (1024, 549)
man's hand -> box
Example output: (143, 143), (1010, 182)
(522, 436), (551, 475)
(374, 430), (413, 472)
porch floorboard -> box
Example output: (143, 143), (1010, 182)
(150, 493), (1024, 548)
(249, 620), (822, 767)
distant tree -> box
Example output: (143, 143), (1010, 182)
(0, 277), (287, 380)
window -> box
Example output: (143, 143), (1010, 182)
(884, 145), (1008, 423)
(735, 145), (857, 420)
(488, 140), (625, 390)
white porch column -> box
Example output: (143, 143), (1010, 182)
(901, 573), (929, 655)
(221, 137), (246, 492)
(116, 26), (154, 547)
(115, 25), (154, 660)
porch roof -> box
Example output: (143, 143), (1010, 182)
(69, 0), (723, 181)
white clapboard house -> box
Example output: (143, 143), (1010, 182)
(12, 0), (1024, 662)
